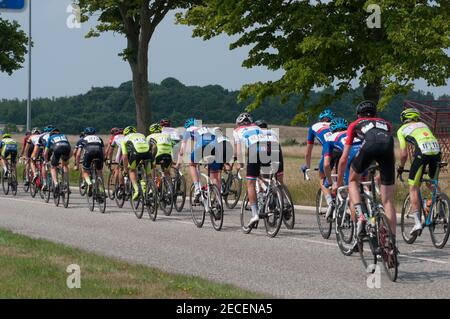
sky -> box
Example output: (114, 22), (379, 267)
(0, 0), (448, 100)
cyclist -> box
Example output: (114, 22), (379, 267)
(105, 128), (125, 192)
(23, 128), (40, 186)
(334, 101), (397, 239)
(73, 132), (85, 163)
(175, 118), (222, 201)
(19, 131), (31, 159)
(397, 108), (442, 235)
(147, 123), (173, 180)
(302, 109), (335, 213)
(120, 126), (152, 201)
(75, 127), (105, 195)
(32, 125), (54, 190)
(0, 133), (18, 177)
(234, 113), (281, 227)
(210, 126), (234, 190)
(160, 119), (181, 143)
(44, 128), (72, 192)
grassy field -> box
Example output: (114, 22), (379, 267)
(0, 229), (265, 299)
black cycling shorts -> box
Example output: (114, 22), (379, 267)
(408, 153), (441, 187)
(154, 154), (173, 170)
(247, 142), (283, 180)
(128, 147), (152, 170)
(50, 144), (71, 167)
(352, 136), (395, 186)
(2, 150), (17, 164)
(83, 147), (104, 171)
(26, 144), (34, 159)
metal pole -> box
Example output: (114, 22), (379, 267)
(26, 0), (31, 132)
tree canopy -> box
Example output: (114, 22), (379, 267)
(178, 1), (450, 124)
(0, 17), (27, 75)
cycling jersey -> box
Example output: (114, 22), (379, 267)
(45, 134), (71, 167)
(307, 122), (332, 147)
(397, 122), (440, 156)
(347, 117), (395, 186)
(183, 126), (215, 149)
(37, 133), (51, 148)
(162, 127), (181, 143)
(121, 133), (150, 155)
(77, 135), (104, 171)
(110, 134), (125, 164)
(147, 133), (173, 158)
(1, 137), (18, 160)
(397, 121), (441, 186)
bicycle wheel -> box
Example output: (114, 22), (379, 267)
(10, 170), (18, 196)
(44, 174), (52, 203)
(240, 194), (254, 234)
(209, 185), (224, 231)
(96, 176), (106, 214)
(378, 212), (398, 282)
(315, 188), (332, 239)
(263, 186), (284, 238)
(79, 171), (87, 197)
(173, 174), (186, 212)
(107, 169), (115, 200)
(114, 177), (125, 208)
(281, 184), (295, 230)
(429, 193), (450, 249)
(131, 183), (144, 219)
(1, 171), (9, 195)
(224, 172), (242, 209)
(160, 177), (174, 216)
(61, 172), (70, 209)
(145, 178), (158, 221)
(400, 194), (419, 245)
(336, 201), (356, 256)
(22, 167), (30, 193)
(53, 182), (61, 207)
(190, 184), (205, 228)
(30, 178), (37, 198)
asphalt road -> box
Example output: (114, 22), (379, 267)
(0, 190), (449, 299)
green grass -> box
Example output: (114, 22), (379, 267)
(0, 229), (266, 299)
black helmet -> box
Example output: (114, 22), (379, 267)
(255, 120), (268, 129)
(356, 100), (377, 116)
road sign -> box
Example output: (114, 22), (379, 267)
(0, 0), (25, 10)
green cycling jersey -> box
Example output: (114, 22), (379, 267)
(146, 133), (173, 158)
(397, 121), (440, 156)
(121, 133), (150, 155)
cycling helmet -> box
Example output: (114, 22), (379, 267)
(255, 120), (268, 129)
(79, 132), (85, 138)
(184, 118), (196, 129)
(31, 127), (41, 135)
(115, 128), (124, 135)
(401, 108), (421, 123)
(2, 133), (11, 139)
(236, 112), (253, 126)
(356, 100), (377, 116)
(123, 126), (137, 136)
(330, 118), (349, 133)
(84, 127), (97, 135)
(319, 109), (336, 122)
(43, 125), (55, 133)
(110, 127), (119, 135)
(149, 123), (162, 135)
(160, 119), (171, 128)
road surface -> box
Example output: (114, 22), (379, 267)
(0, 190), (449, 298)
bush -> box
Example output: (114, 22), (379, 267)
(282, 138), (300, 146)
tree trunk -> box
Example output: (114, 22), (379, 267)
(130, 48), (151, 134)
(363, 77), (382, 103)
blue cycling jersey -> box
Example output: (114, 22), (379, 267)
(183, 126), (215, 149)
(46, 134), (70, 149)
(307, 122), (332, 147)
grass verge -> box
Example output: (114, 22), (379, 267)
(0, 229), (266, 299)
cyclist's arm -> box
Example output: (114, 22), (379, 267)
(305, 127), (315, 168)
(397, 128), (408, 168)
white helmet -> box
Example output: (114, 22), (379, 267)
(236, 112), (253, 126)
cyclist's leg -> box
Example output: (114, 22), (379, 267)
(408, 154), (424, 215)
(209, 162), (223, 191)
(190, 148), (201, 195)
(50, 148), (60, 186)
(320, 155), (333, 206)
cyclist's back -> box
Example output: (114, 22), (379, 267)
(78, 130), (104, 170)
(147, 124), (174, 170)
(1, 135), (18, 164)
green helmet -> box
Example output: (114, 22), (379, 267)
(123, 126), (137, 136)
(149, 123), (162, 135)
(401, 108), (421, 123)
(2, 133), (11, 139)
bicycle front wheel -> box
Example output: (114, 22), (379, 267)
(281, 184), (295, 230)
(240, 194), (253, 234)
(131, 185), (144, 219)
(430, 193), (450, 249)
(160, 177), (174, 216)
(96, 177), (107, 214)
(1, 171), (9, 195)
(400, 194), (419, 245)
(10, 170), (18, 196)
(316, 188), (332, 239)
(263, 186), (284, 238)
(145, 179), (158, 221)
(62, 173), (70, 209)
(114, 177), (125, 208)
(378, 212), (398, 282)
(209, 184), (224, 231)
(336, 201), (356, 256)
(224, 173), (242, 209)
(173, 174), (186, 212)
(79, 172), (87, 197)
(190, 184), (205, 228)
(22, 167), (30, 193)
(107, 170), (115, 200)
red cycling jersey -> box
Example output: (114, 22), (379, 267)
(346, 117), (392, 145)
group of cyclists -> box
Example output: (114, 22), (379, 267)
(0, 101), (447, 278)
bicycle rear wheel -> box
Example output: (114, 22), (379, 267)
(114, 177), (125, 208)
(87, 182), (95, 212)
(1, 171), (9, 195)
(173, 174), (186, 212)
(62, 172), (70, 208)
(281, 184), (295, 230)
(378, 212), (398, 282)
(429, 193), (450, 249)
(53, 182), (61, 207)
(263, 186), (284, 238)
(96, 177), (106, 214)
(316, 188), (332, 239)
(240, 194), (253, 234)
(400, 194), (419, 245)
(131, 185), (144, 219)
(160, 177), (174, 216)
(79, 171), (87, 197)
(107, 169), (115, 200)
(190, 184), (205, 228)
(145, 178), (158, 221)
(10, 170), (18, 196)
(336, 201), (356, 256)
(224, 172), (242, 209)
(22, 167), (30, 193)
(209, 184), (224, 231)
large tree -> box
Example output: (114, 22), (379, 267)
(178, 1), (450, 123)
(0, 18), (27, 75)
(77, 0), (196, 132)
